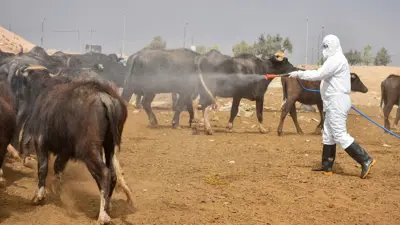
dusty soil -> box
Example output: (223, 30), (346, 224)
(1, 68), (400, 225)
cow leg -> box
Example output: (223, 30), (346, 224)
(255, 97), (268, 133)
(383, 102), (394, 132)
(172, 94), (188, 129)
(11, 109), (25, 152)
(0, 142), (7, 187)
(192, 96), (201, 123)
(172, 92), (178, 111)
(142, 93), (158, 128)
(32, 140), (49, 205)
(135, 94), (142, 109)
(50, 153), (70, 194)
(226, 96), (242, 132)
(277, 99), (297, 136)
(288, 103), (304, 135)
(103, 139), (117, 214)
(185, 96), (195, 128)
(314, 103), (324, 135)
(202, 105), (213, 135)
(394, 106), (400, 131)
(83, 147), (111, 224)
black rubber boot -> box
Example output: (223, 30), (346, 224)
(312, 144), (336, 175)
(345, 141), (376, 179)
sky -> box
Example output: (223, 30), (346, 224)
(1, 0), (399, 65)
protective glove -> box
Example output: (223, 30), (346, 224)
(288, 71), (304, 78)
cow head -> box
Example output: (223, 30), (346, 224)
(350, 72), (368, 93)
(268, 51), (297, 74)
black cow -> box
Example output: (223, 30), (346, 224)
(9, 64), (118, 156)
(278, 72), (368, 136)
(14, 68), (134, 224)
(196, 51), (299, 135)
(121, 48), (201, 128)
(380, 74), (400, 131)
(0, 73), (16, 187)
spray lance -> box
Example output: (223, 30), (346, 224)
(264, 73), (291, 79)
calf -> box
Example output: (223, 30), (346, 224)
(0, 78), (16, 187)
(380, 74), (400, 131)
(16, 68), (134, 224)
(278, 72), (368, 136)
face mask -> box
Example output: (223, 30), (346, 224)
(322, 43), (329, 60)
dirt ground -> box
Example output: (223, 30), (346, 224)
(1, 68), (400, 225)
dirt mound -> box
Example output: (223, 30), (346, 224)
(0, 26), (35, 54)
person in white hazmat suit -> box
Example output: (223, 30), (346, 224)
(288, 34), (376, 179)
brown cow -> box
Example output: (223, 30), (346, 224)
(380, 74), (400, 131)
(15, 68), (134, 224)
(278, 72), (368, 136)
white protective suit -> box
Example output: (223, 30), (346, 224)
(290, 34), (354, 149)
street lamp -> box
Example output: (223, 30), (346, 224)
(122, 13), (128, 57)
(305, 17), (309, 65)
(41, 18), (46, 47)
(183, 22), (188, 48)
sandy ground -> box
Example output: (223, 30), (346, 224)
(0, 26), (35, 53)
(1, 66), (400, 224)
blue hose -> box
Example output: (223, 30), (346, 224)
(296, 79), (400, 139)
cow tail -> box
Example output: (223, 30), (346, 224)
(99, 93), (135, 208)
(196, 55), (218, 105)
(281, 77), (288, 109)
(380, 82), (385, 109)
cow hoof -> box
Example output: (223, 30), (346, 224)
(314, 128), (322, 135)
(205, 129), (213, 135)
(23, 157), (37, 169)
(97, 211), (111, 225)
(226, 128), (233, 133)
(259, 128), (268, 134)
(148, 124), (158, 129)
(0, 177), (6, 188)
(31, 193), (46, 205)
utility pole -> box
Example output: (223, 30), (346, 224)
(122, 13), (127, 57)
(317, 34), (320, 65)
(311, 47), (314, 65)
(305, 17), (309, 65)
(89, 28), (96, 52)
(183, 22), (188, 48)
(41, 18), (46, 47)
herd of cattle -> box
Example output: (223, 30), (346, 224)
(0, 46), (399, 224)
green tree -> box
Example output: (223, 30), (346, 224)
(344, 50), (362, 65)
(252, 33), (293, 59)
(232, 40), (254, 56)
(146, 36), (166, 49)
(318, 56), (324, 65)
(374, 47), (391, 66)
(362, 45), (373, 65)
(207, 44), (219, 51)
(196, 45), (207, 54)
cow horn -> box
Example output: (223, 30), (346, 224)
(25, 65), (48, 71)
(50, 68), (62, 77)
(67, 57), (71, 68)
